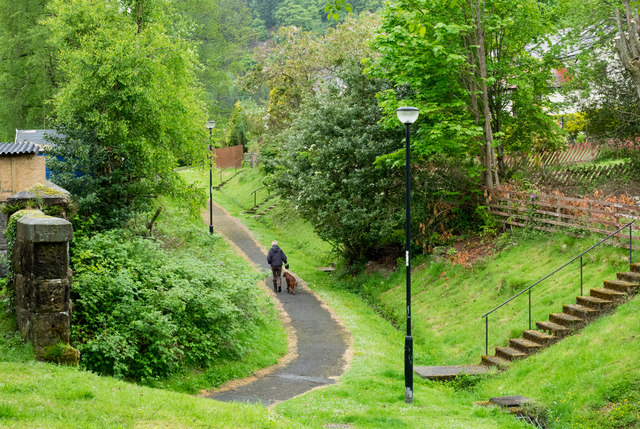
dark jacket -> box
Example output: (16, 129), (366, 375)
(267, 245), (287, 267)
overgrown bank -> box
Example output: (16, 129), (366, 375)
(208, 166), (640, 428)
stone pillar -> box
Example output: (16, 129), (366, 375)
(12, 213), (77, 363)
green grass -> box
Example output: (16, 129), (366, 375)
(2, 165), (638, 427)
(363, 230), (629, 365)
(201, 166), (640, 428)
(0, 361), (299, 428)
(182, 166), (271, 216)
(0, 191), (291, 427)
(179, 164), (242, 189)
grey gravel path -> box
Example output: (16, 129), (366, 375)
(203, 201), (350, 406)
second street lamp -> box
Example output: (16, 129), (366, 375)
(397, 106), (419, 404)
(206, 120), (216, 234)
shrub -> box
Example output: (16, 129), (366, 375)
(70, 229), (263, 381)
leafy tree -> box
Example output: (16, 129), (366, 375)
(266, 16), (404, 263)
(556, 0), (640, 140)
(174, 0), (259, 119)
(45, 0), (207, 228)
(275, 0), (323, 31)
(248, 0), (283, 30)
(270, 59), (402, 263)
(243, 26), (322, 133)
(369, 0), (563, 187)
(244, 13), (379, 138)
(0, 0), (58, 141)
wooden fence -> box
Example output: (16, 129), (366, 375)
(529, 163), (633, 187)
(212, 145), (243, 169)
(487, 189), (640, 247)
(503, 141), (601, 168)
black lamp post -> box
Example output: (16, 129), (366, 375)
(206, 120), (216, 234)
(397, 106), (419, 404)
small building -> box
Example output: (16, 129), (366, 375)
(15, 129), (65, 180)
(0, 142), (46, 202)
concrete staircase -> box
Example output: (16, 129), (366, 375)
(481, 262), (640, 368)
(213, 170), (242, 190)
(244, 194), (277, 218)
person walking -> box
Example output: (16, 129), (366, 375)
(267, 240), (288, 293)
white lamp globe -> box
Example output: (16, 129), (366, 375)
(396, 106), (419, 124)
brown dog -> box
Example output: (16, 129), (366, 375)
(283, 272), (297, 295)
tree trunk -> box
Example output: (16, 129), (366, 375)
(614, 1), (640, 100)
(473, 0), (497, 189)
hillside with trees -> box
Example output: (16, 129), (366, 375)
(2, 0), (640, 427)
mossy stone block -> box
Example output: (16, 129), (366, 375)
(39, 342), (80, 366)
(17, 216), (72, 243)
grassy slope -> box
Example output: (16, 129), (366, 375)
(143, 198), (288, 394)
(201, 166), (640, 428)
(191, 167), (529, 428)
(0, 190), (293, 428)
(0, 361), (296, 429)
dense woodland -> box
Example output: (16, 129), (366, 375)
(1, 0), (640, 258)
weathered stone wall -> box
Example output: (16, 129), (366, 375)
(12, 213), (74, 359)
(0, 211), (7, 268)
(0, 182), (71, 277)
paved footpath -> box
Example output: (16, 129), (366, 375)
(201, 201), (351, 407)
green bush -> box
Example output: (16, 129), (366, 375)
(70, 229), (263, 381)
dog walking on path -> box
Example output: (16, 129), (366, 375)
(283, 271), (297, 295)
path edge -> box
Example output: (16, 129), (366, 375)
(198, 202), (354, 406)
(198, 203), (298, 398)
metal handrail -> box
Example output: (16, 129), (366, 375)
(251, 186), (271, 207)
(482, 220), (635, 355)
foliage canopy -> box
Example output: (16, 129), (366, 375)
(46, 0), (207, 227)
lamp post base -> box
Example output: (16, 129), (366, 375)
(209, 225), (214, 234)
(405, 335), (413, 403)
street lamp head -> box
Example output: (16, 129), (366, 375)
(206, 120), (216, 130)
(396, 106), (419, 124)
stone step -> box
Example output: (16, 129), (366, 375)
(509, 338), (544, 355)
(495, 346), (527, 362)
(590, 287), (627, 302)
(536, 320), (570, 337)
(523, 329), (557, 346)
(576, 295), (615, 311)
(549, 312), (585, 329)
(603, 279), (639, 295)
(617, 271), (640, 284)
(631, 262), (640, 273)
(481, 354), (511, 368)
(563, 303), (600, 321)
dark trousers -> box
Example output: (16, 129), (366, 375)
(271, 266), (283, 290)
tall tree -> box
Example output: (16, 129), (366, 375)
(370, 0), (562, 188)
(613, 0), (640, 99)
(267, 15), (403, 262)
(46, 0), (207, 228)
(175, 0), (260, 119)
(0, 0), (58, 141)
(556, 0), (640, 138)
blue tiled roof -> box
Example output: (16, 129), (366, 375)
(0, 142), (40, 156)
